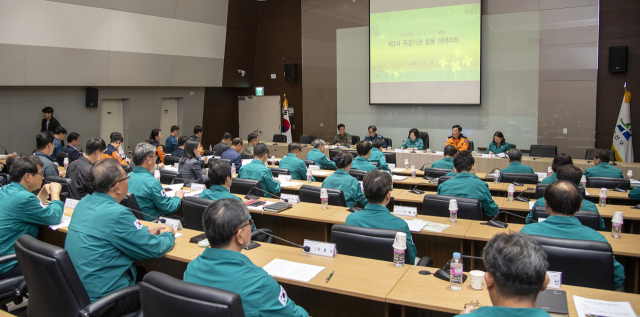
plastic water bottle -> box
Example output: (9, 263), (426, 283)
(627, 170), (633, 179)
(449, 199), (458, 223)
(450, 252), (463, 290)
(494, 169), (500, 184)
(599, 188), (607, 207)
(393, 232), (406, 268)
(508, 184), (515, 202)
(209, 144), (212, 151)
(231, 163), (236, 175)
(154, 170), (160, 181)
(580, 175), (587, 187)
(393, 247), (405, 267)
(271, 156), (276, 166)
(306, 169), (312, 183)
(63, 157), (69, 172)
(404, 159), (409, 170)
(320, 188), (328, 209)
(548, 166), (553, 176)
(411, 165), (416, 178)
(612, 211), (623, 239)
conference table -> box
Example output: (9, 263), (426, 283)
(42, 207), (640, 317)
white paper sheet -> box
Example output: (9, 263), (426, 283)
(528, 201), (535, 209)
(247, 201), (277, 211)
(573, 295), (636, 317)
(388, 163), (396, 168)
(434, 151), (444, 155)
(262, 259), (325, 282)
(312, 171), (331, 176)
(184, 190), (203, 197)
(392, 175), (408, 181)
(496, 153), (508, 158)
(391, 168), (406, 173)
(404, 219), (428, 232)
(163, 184), (184, 197)
(242, 159), (253, 166)
(50, 215), (72, 230)
(280, 181), (304, 187)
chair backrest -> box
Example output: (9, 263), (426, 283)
(530, 145), (557, 158)
(585, 148), (616, 161)
(510, 143), (517, 149)
(351, 135), (360, 145)
(272, 134), (287, 143)
(44, 176), (81, 200)
(56, 152), (70, 167)
(531, 208), (601, 231)
(240, 153), (253, 160)
(417, 132), (429, 149)
(14, 235), (91, 317)
(328, 149), (342, 160)
(159, 169), (179, 184)
(586, 177), (630, 190)
(230, 178), (263, 197)
(348, 169), (367, 181)
(300, 135), (316, 145)
(384, 151), (397, 164)
(269, 167), (290, 178)
(422, 195), (483, 220)
(120, 193), (145, 220)
(298, 185), (347, 207)
(468, 140), (474, 151)
(383, 138), (392, 148)
(369, 161), (379, 168)
(422, 168), (453, 178)
(203, 150), (215, 156)
(535, 183), (585, 199)
(437, 176), (453, 186)
(500, 173), (538, 184)
(303, 160), (315, 168)
(0, 173), (10, 186)
(182, 197), (214, 231)
(330, 224), (412, 264)
(164, 155), (180, 167)
(140, 271), (245, 317)
(528, 234), (615, 290)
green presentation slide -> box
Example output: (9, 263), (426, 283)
(370, 4), (481, 83)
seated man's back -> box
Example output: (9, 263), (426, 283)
(279, 143), (314, 181)
(499, 148), (534, 181)
(237, 144), (281, 198)
(306, 139), (336, 169)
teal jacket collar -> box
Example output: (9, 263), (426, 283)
(453, 172), (475, 179)
(201, 247), (253, 265)
(132, 166), (152, 175)
(509, 161), (523, 167)
(362, 203), (389, 214)
(544, 215), (583, 226)
(334, 169), (349, 176)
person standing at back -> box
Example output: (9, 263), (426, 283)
(41, 107), (61, 133)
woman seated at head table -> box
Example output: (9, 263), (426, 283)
(400, 128), (424, 150)
(485, 131), (511, 154)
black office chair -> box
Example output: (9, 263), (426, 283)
(0, 173), (9, 186)
(269, 168), (290, 178)
(44, 176), (81, 200)
(422, 195), (483, 220)
(384, 152), (397, 165)
(140, 271), (244, 317)
(328, 149), (343, 160)
(298, 185), (347, 207)
(417, 132), (429, 149)
(586, 177), (630, 190)
(585, 149), (616, 161)
(437, 176), (454, 186)
(159, 169), (179, 184)
(348, 169), (367, 181)
(163, 155), (180, 167)
(500, 173), (538, 184)
(122, 164), (133, 173)
(182, 197), (214, 231)
(535, 183), (585, 199)
(215, 158), (232, 165)
(351, 135), (360, 145)
(531, 208), (601, 231)
(120, 193), (145, 221)
(240, 153), (253, 160)
(272, 134), (287, 143)
(370, 161), (379, 168)
(203, 150), (215, 156)
(530, 145), (557, 158)
(509, 143), (517, 150)
(303, 160), (315, 168)
(0, 254), (27, 310)
(529, 234), (615, 290)
(468, 141), (474, 151)
(230, 178), (263, 197)
(346, 150), (358, 158)
(330, 224), (432, 266)
(421, 168), (453, 179)
(383, 138), (392, 148)
(14, 235), (141, 317)
(56, 152), (70, 167)
(300, 135), (316, 145)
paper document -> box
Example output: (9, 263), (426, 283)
(162, 166), (178, 171)
(392, 175), (408, 181)
(434, 151), (444, 155)
(630, 179), (640, 185)
(241, 159), (253, 166)
(163, 184), (184, 197)
(174, 233), (183, 238)
(573, 295), (636, 317)
(496, 153), (508, 158)
(528, 201), (535, 210)
(535, 172), (548, 178)
(388, 163), (396, 168)
(391, 168), (406, 173)
(584, 190), (590, 196)
(312, 171), (331, 176)
(50, 215), (72, 230)
(280, 181), (303, 187)
(422, 221), (451, 233)
(262, 259), (325, 282)
(184, 190), (203, 197)
(247, 201), (277, 211)
(404, 219), (428, 232)
(202, 155), (214, 160)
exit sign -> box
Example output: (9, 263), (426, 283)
(256, 87), (264, 96)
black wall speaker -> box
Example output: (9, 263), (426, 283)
(285, 63), (297, 82)
(609, 46), (628, 73)
(86, 88), (98, 108)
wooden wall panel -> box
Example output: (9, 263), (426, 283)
(222, 0), (259, 88)
(202, 87), (252, 146)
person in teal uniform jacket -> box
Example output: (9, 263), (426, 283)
(184, 199), (309, 317)
(65, 159), (175, 315)
(322, 151), (368, 208)
(521, 181), (624, 289)
(364, 125), (387, 148)
(369, 139), (392, 174)
(306, 139), (336, 169)
(350, 141), (376, 172)
(540, 153), (573, 184)
(0, 156), (64, 280)
(238, 143), (281, 198)
(431, 145), (457, 170)
(279, 142), (315, 181)
(499, 148), (535, 181)
(345, 170), (417, 262)
(526, 165), (605, 230)
(583, 149), (623, 178)
(438, 151), (500, 217)
(400, 128), (424, 150)
(165, 125), (180, 154)
(456, 232), (551, 317)
(128, 142), (184, 221)
(484, 131), (511, 155)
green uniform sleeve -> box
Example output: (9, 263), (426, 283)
(317, 155), (336, 169)
(377, 156), (391, 174)
(257, 275), (309, 317)
(479, 185), (499, 218)
(263, 169), (281, 194)
(629, 187), (640, 200)
(151, 183), (182, 215)
(353, 181), (368, 206)
(505, 143), (511, 152)
(613, 256), (625, 288)
(111, 212), (175, 261)
(19, 197), (64, 225)
(484, 144), (492, 154)
(416, 139), (424, 150)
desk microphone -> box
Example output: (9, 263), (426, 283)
(422, 171), (442, 181)
(514, 187), (534, 202)
(409, 182), (430, 195)
(0, 144), (8, 155)
(121, 206), (166, 224)
(434, 254), (484, 283)
(419, 163), (430, 171)
(245, 187), (289, 203)
(253, 229), (310, 252)
(484, 211), (537, 229)
(611, 182), (627, 193)
(510, 177), (525, 187)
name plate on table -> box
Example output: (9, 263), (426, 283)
(546, 271), (562, 289)
(434, 151), (444, 155)
(309, 165), (321, 170)
(280, 194), (299, 204)
(64, 198), (79, 209)
(388, 163), (396, 168)
(394, 149), (403, 153)
(481, 154), (492, 158)
(393, 206), (417, 217)
(303, 239), (337, 257)
(191, 183), (206, 191)
(159, 217), (183, 231)
(278, 174), (292, 182)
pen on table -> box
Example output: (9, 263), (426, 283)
(325, 270), (334, 283)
